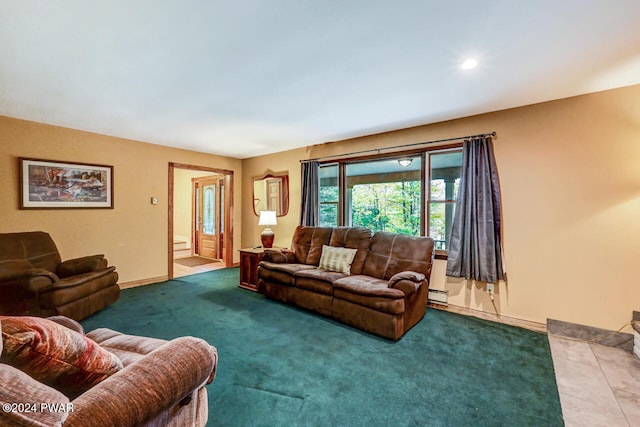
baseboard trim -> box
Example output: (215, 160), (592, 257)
(428, 303), (547, 333)
(119, 276), (169, 289)
(547, 318), (634, 351)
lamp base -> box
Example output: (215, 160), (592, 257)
(261, 228), (275, 248)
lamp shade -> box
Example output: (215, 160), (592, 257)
(258, 211), (277, 226)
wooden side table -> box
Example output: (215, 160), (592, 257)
(239, 248), (266, 291)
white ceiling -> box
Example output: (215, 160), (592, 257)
(2, 1), (640, 159)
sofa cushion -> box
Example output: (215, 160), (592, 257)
(296, 268), (347, 295)
(0, 231), (62, 273)
(258, 262), (314, 286)
(333, 275), (405, 314)
(290, 226), (333, 265)
(318, 245), (358, 274)
(327, 227), (372, 275)
(362, 232), (435, 280)
(0, 316), (123, 398)
(0, 259), (35, 281)
(333, 275), (406, 299)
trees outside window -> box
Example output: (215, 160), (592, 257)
(318, 147), (462, 254)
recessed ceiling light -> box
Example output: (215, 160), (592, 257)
(461, 58), (478, 70)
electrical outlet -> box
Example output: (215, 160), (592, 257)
(486, 283), (494, 295)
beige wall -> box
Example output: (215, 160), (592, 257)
(0, 116), (243, 284)
(241, 84), (640, 331)
(242, 150), (306, 249)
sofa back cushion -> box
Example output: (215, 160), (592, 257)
(0, 232), (61, 273)
(362, 232), (434, 280)
(290, 226), (333, 265)
(327, 227), (372, 275)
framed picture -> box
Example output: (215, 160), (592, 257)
(19, 158), (114, 209)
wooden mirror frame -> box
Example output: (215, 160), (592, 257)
(252, 171), (289, 217)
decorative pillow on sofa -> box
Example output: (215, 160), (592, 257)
(0, 316), (123, 398)
(318, 245), (358, 274)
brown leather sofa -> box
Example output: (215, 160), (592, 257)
(257, 226), (435, 340)
(0, 231), (120, 320)
(0, 315), (217, 426)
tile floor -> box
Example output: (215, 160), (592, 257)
(172, 259), (225, 278)
(548, 334), (640, 426)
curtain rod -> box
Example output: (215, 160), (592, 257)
(300, 131), (497, 163)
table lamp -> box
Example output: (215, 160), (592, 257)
(258, 210), (277, 248)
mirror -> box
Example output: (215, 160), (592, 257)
(253, 171), (289, 217)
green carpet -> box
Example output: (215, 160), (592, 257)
(82, 268), (564, 426)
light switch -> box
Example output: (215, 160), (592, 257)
(150, 197), (158, 205)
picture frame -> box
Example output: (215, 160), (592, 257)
(19, 158), (114, 209)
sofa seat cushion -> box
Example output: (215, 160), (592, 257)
(296, 268), (347, 295)
(0, 316), (123, 398)
(332, 275), (405, 315)
(258, 262), (313, 286)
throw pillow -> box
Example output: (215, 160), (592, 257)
(318, 245), (358, 274)
(0, 316), (123, 398)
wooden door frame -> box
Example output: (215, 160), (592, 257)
(192, 175), (223, 260)
(168, 163), (234, 279)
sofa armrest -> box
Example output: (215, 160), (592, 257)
(263, 248), (295, 263)
(65, 336), (217, 427)
(45, 267), (116, 292)
(0, 364), (70, 427)
(388, 271), (426, 296)
(57, 255), (107, 278)
(16, 268), (59, 296)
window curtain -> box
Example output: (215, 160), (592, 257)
(446, 136), (504, 283)
(299, 161), (319, 226)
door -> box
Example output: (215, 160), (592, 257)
(266, 178), (283, 214)
(194, 176), (222, 259)
(169, 163), (234, 280)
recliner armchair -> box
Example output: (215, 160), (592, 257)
(0, 231), (119, 320)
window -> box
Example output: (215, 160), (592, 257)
(346, 156), (422, 235)
(428, 151), (462, 250)
(318, 147), (462, 254)
(319, 164), (339, 227)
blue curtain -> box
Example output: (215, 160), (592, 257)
(446, 136), (504, 283)
(299, 161), (319, 226)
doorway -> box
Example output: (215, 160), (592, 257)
(168, 163), (234, 279)
(193, 175), (224, 260)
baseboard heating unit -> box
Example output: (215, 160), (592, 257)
(428, 289), (449, 306)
